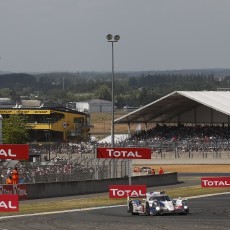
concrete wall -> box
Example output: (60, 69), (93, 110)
(26, 173), (178, 199)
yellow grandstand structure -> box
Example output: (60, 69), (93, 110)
(0, 107), (91, 142)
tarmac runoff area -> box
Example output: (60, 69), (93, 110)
(0, 192), (229, 230)
(0, 174), (229, 229)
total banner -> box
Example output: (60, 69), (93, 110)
(109, 185), (147, 198)
(0, 184), (27, 200)
(0, 144), (29, 160)
(201, 177), (230, 187)
(0, 194), (19, 212)
(97, 147), (152, 159)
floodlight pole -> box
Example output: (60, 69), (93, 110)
(107, 34), (120, 178)
(0, 115), (2, 144)
(111, 41), (115, 148)
(107, 35), (119, 148)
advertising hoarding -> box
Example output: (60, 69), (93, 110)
(109, 185), (147, 198)
(0, 144), (29, 160)
(0, 195), (19, 212)
(97, 147), (151, 159)
(201, 177), (230, 187)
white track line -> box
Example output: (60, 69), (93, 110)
(0, 192), (230, 220)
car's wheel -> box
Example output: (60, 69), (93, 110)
(185, 208), (189, 215)
(146, 202), (150, 215)
(152, 200), (160, 216)
(129, 202), (138, 215)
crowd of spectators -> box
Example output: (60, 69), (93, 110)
(115, 124), (230, 152)
(1, 141), (100, 184)
(30, 142), (94, 156)
(1, 124), (230, 184)
(0, 161), (100, 184)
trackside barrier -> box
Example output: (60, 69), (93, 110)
(25, 172), (178, 199)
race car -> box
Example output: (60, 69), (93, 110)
(127, 191), (189, 215)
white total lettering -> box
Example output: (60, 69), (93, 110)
(0, 201), (8, 208)
(113, 151), (122, 157)
(0, 149), (7, 157)
(130, 190), (145, 197)
(111, 188), (118, 196)
(106, 149), (142, 158)
(130, 191), (138, 197)
(127, 151), (142, 158)
(0, 201), (17, 209)
(120, 151), (127, 157)
(208, 181), (214, 186)
(8, 201), (17, 209)
(117, 190), (125, 196)
(202, 180), (208, 186)
(107, 149), (114, 157)
(203, 180), (230, 186)
(8, 149), (16, 157)
(0, 149), (16, 157)
(127, 152), (135, 157)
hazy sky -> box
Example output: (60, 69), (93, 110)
(0, 0), (230, 73)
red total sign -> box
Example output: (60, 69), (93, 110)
(0, 195), (19, 212)
(0, 144), (29, 160)
(97, 147), (151, 159)
(201, 177), (230, 187)
(109, 185), (147, 198)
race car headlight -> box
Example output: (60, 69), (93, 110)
(156, 206), (160, 211)
(184, 206), (188, 209)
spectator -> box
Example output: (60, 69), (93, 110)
(19, 177), (25, 184)
(11, 167), (19, 184)
(159, 167), (164, 175)
(6, 175), (13, 184)
(151, 168), (155, 175)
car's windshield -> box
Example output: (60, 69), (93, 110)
(150, 196), (171, 201)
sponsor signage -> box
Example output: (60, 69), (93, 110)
(62, 121), (68, 129)
(201, 177), (230, 187)
(0, 184), (27, 200)
(0, 195), (19, 212)
(97, 147), (151, 159)
(0, 109), (50, 114)
(109, 185), (147, 198)
(0, 144), (29, 160)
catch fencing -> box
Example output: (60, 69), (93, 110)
(0, 157), (130, 184)
(1, 139), (230, 184)
(118, 139), (230, 159)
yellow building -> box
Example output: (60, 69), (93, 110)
(0, 107), (91, 142)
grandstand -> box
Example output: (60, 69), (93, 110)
(1, 91), (230, 184)
(115, 91), (230, 128)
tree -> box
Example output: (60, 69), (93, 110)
(2, 114), (30, 144)
(94, 85), (111, 100)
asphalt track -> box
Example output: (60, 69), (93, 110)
(0, 173), (229, 230)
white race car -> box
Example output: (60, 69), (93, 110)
(127, 191), (189, 215)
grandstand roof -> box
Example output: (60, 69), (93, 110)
(115, 91), (230, 125)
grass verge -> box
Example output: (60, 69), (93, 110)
(0, 186), (229, 217)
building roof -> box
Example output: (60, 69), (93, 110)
(89, 99), (112, 105)
(115, 91), (230, 125)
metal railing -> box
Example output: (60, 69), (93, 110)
(0, 157), (129, 184)
(1, 139), (230, 184)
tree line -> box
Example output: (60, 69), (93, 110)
(0, 71), (230, 108)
